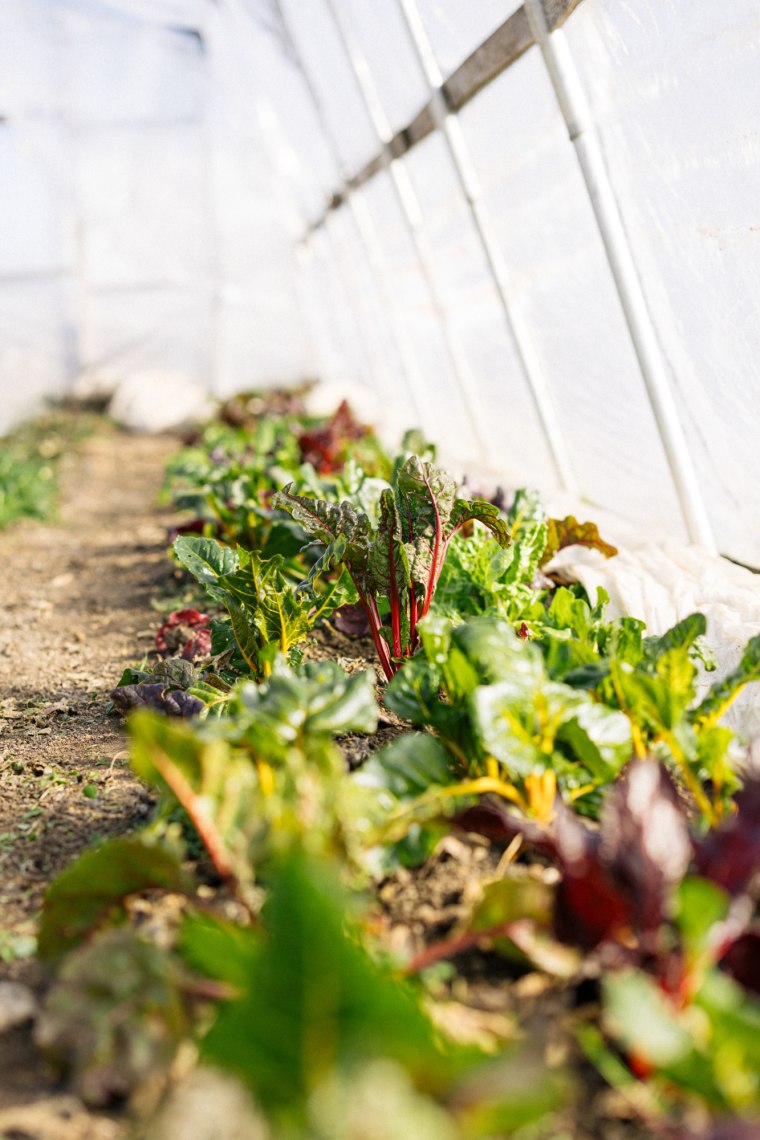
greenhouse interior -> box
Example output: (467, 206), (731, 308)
(1, 1), (760, 1137)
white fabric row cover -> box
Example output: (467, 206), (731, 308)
(0, 0), (758, 567)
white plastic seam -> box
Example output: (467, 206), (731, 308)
(324, 0), (495, 460)
(524, 0), (717, 553)
(393, 0), (578, 495)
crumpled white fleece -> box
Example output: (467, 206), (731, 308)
(545, 543), (760, 743)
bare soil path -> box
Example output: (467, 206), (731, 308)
(0, 423), (180, 1137)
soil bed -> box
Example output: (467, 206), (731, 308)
(0, 424), (178, 1137)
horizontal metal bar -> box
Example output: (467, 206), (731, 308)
(305, 0), (584, 235)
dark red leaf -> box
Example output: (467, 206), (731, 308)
(155, 609), (210, 654)
(719, 928), (760, 996)
(597, 759), (692, 934)
(452, 797), (555, 853)
(693, 774), (760, 896)
(179, 630), (212, 661)
(297, 400), (369, 474)
(553, 804), (634, 949)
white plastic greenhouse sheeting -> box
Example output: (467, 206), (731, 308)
(1, 0), (759, 569)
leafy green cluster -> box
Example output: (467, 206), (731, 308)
(0, 408), (95, 530)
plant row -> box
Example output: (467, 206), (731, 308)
(33, 389), (760, 1138)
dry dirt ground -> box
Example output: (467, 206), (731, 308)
(0, 424), (180, 1138)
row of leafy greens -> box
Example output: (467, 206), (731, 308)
(35, 387), (760, 1137)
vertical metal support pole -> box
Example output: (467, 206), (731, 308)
(324, 0), (494, 458)
(393, 0), (576, 492)
(524, 0), (716, 551)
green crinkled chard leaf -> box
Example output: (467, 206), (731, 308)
(272, 484), (372, 550)
(449, 497), (510, 549)
(173, 535), (238, 601)
(38, 833), (191, 962)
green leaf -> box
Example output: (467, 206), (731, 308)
(190, 851), (468, 1125)
(272, 484), (372, 551)
(449, 616), (543, 686)
(695, 634), (760, 725)
(173, 535), (326, 679)
(357, 733), (454, 800)
(449, 496), (510, 549)
(38, 833), (191, 961)
(603, 969), (695, 1068)
(556, 700), (633, 780)
(173, 535), (238, 602)
(675, 877), (730, 965)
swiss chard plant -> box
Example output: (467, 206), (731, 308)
(173, 535), (353, 682)
(273, 456), (510, 681)
(377, 614), (632, 826)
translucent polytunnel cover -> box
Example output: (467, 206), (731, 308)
(1, 0), (760, 566)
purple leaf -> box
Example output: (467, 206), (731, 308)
(597, 759), (692, 934)
(332, 601), (371, 638)
(719, 928), (760, 996)
(693, 774), (760, 896)
(110, 684), (204, 719)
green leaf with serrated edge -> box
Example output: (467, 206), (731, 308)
(694, 633), (760, 725)
(225, 548), (313, 658)
(38, 833), (191, 961)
